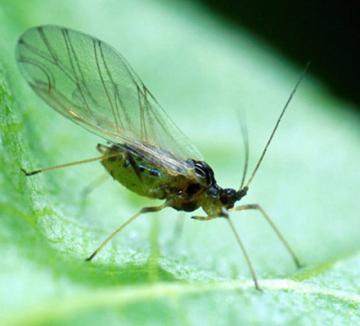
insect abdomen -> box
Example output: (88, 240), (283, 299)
(100, 145), (173, 199)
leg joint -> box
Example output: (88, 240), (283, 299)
(246, 204), (260, 210)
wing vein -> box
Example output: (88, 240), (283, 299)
(93, 40), (120, 132)
(62, 29), (93, 118)
(16, 25), (202, 176)
(98, 41), (124, 131)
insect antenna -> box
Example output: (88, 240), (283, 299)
(244, 62), (310, 190)
(21, 152), (121, 176)
(238, 112), (249, 190)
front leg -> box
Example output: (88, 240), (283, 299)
(192, 207), (229, 221)
(230, 203), (302, 269)
(192, 212), (261, 290)
(191, 215), (219, 221)
(191, 209), (261, 290)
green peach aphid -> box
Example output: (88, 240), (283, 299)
(17, 25), (308, 289)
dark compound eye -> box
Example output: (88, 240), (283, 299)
(220, 188), (237, 206)
(225, 189), (236, 196)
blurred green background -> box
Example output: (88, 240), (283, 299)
(0, 0), (359, 325)
(198, 0), (360, 109)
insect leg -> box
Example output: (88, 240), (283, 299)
(86, 203), (167, 261)
(192, 212), (260, 289)
(78, 173), (109, 216)
(226, 215), (261, 290)
(81, 173), (109, 199)
(21, 152), (120, 176)
(230, 204), (302, 268)
(191, 215), (218, 221)
(172, 213), (185, 239)
(166, 213), (185, 250)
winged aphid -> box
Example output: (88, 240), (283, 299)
(16, 25), (308, 289)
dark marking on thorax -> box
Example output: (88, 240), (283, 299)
(189, 160), (216, 186)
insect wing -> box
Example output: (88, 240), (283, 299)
(16, 25), (202, 173)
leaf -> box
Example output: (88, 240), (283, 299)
(1, 0), (360, 325)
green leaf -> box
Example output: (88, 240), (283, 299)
(1, 0), (360, 325)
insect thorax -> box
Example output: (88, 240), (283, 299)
(169, 160), (243, 215)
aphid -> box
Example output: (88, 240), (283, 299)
(16, 25), (308, 290)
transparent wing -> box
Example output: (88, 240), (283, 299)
(16, 25), (202, 174)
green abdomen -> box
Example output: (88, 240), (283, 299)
(101, 147), (173, 199)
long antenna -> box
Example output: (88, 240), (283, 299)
(245, 62), (310, 189)
(238, 112), (249, 190)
